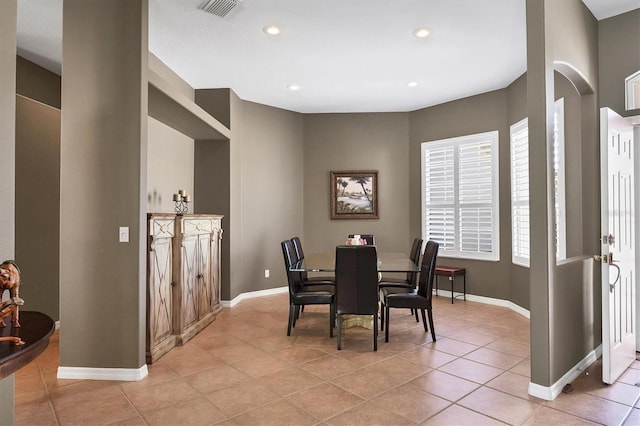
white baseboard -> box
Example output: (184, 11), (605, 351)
(528, 345), (602, 400)
(433, 289), (531, 319)
(57, 365), (148, 381)
(222, 286), (287, 308)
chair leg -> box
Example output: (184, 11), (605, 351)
(427, 308), (436, 342)
(287, 304), (295, 336)
(337, 314), (342, 350)
(373, 314), (378, 351)
(420, 309), (428, 332)
(385, 305), (390, 342)
(414, 308), (419, 322)
(329, 304), (335, 338)
(380, 302), (385, 331)
(294, 305), (301, 322)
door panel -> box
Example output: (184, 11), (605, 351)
(600, 107), (636, 384)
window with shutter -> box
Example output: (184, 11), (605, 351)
(508, 98), (566, 268)
(422, 131), (500, 261)
(553, 98), (566, 261)
(510, 118), (529, 267)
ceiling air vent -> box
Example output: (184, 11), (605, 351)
(198, 0), (243, 18)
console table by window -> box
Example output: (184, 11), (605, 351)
(435, 266), (466, 304)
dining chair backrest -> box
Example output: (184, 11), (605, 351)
(281, 240), (303, 295)
(291, 236), (305, 260)
(417, 240), (439, 301)
(406, 237), (423, 283)
(347, 234), (376, 245)
(334, 245), (379, 315)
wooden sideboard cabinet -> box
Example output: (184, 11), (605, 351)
(146, 213), (223, 363)
(173, 214), (224, 345)
(146, 213), (177, 363)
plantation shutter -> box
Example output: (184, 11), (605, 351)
(510, 119), (530, 266)
(422, 130), (499, 261)
(553, 99), (566, 260)
(424, 146), (455, 251)
(458, 139), (495, 254)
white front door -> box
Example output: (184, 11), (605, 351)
(599, 107), (637, 384)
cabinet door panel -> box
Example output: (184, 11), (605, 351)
(211, 227), (222, 308)
(196, 233), (213, 318)
(180, 234), (199, 327)
(149, 237), (173, 344)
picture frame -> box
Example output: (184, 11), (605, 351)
(330, 170), (379, 220)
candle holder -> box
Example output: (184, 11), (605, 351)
(173, 190), (191, 215)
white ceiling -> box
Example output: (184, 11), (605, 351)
(15, 0), (640, 114)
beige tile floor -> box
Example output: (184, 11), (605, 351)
(15, 292), (640, 425)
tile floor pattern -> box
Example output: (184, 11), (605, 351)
(15, 293), (640, 425)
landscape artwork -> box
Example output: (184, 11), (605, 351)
(330, 170), (379, 220)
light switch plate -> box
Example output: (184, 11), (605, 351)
(119, 227), (129, 243)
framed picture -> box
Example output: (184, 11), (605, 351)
(330, 170), (379, 220)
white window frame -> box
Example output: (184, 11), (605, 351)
(508, 98), (566, 268)
(553, 98), (567, 261)
(510, 118), (530, 267)
(421, 131), (500, 261)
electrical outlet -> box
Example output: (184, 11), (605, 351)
(264, 269), (270, 278)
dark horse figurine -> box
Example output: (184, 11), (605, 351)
(0, 260), (24, 327)
(0, 260), (25, 345)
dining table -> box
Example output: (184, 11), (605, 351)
(290, 251), (420, 274)
(290, 250), (420, 330)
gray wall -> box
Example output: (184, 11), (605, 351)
(234, 100), (304, 297)
(196, 92), (304, 300)
(303, 113), (410, 254)
(60, 0), (148, 369)
(14, 57), (62, 322)
(15, 96), (60, 320)
(147, 117), (195, 213)
(0, 0), (17, 420)
(598, 9), (640, 116)
(506, 74), (530, 307)
(0, 0), (17, 262)
(16, 56), (61, 109)
(194, 89), (232, 300)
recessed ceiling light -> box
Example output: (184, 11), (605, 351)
(413, 27), (430, 38)
(408, 81), (419, 87)
(287, 84), (300, 91)
(263, 25), (281, 35)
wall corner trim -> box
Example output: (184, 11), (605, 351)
(528, 345), (602, 400)
(222, 286), (288, 308)
(57, 365), (149, 382)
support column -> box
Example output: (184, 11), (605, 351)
(0, 0), (17, 421)
(59, 0), (148, 378)
(526, 0), (555, 389)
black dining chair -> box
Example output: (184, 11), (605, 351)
(334, 245), (379, 351)
(379, 237), (423, 321)
(290, 236), (335, 287)
(347, 234), (376, 245)
(379, 237), (423, 290)
(380, 240), (439, 343)
(281, 240), (335, 337)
